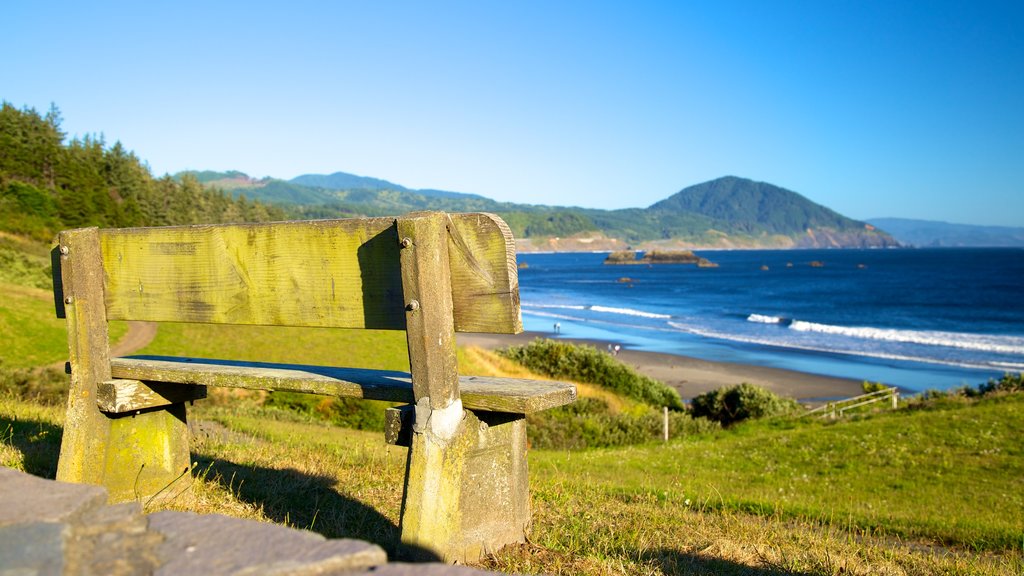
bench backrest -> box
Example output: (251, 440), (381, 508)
(56, 212), (522, 334)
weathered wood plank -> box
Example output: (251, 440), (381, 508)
(98, 213), (521, 334)
(398, 212), (461, 411)
(56, 228), (115, 485)
(446, 213), (522, 334)
(384, 404), (415, 446)
(108, 357), (577, 414)
(97, 379), (208, 413)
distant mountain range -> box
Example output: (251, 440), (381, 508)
(177, 171), (897, 250)
(866, 218), (1024, 248)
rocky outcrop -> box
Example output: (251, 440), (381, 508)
(0, 467), (496, 575)
(604, 250), (717, 267)
(604, 250), (640, 263)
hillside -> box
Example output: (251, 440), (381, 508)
(2, 100), (895, 250)
(648, 176), (892, 247)
(0, 103), (286, 245)
(867, 217), (1024, 247)
(4, 383), (1021, 574)
(182, 170), (897, 249)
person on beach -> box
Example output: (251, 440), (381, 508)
(614, 344), (620, 356)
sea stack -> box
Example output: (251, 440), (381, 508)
(605, 249), (717, 267)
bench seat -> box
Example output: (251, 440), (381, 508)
(102, 356), (576, 414)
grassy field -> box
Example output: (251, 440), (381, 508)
(1, 239), (1022, 575)
(3, 394), (1021, 575)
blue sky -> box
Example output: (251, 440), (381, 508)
(4, 1), (1022, 226)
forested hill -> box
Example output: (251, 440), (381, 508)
(183, 171), (895, 249)
(638, 176), (895, 247)
(0, 100), (892, 250)
(0, 103), (285, 244)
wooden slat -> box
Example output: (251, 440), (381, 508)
(398, 212), (461, 410)
(97, 212), (521, 334)
(55, 227), (115, 484)
(97, 379), (208, 413)
(445, 213), (522, 333)
(109, 357), (577, 414)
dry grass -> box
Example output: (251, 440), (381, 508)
(3, 395), (1022, 575)
(461, 346), (639, 413)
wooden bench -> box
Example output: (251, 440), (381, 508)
(52, 211), (575, 562)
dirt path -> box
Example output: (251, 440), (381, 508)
(47, 321), (158, 371)
(109, 321), (158, 357)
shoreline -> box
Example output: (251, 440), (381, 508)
(457, 331), (866, 402)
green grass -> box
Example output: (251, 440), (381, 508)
(0, 236), (54, 290)
(1, 232), (1021, 573)
(0, 283), (68, 369)
(0, 283), (127, 370)
(3, 395), (1022, 574)
(0, 234), (127, 370)
(531, 395), (1024, 552)
(137, 322), (412, 370)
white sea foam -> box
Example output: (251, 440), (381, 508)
(589, 305), (672, 319)
(523, 304), (587, 311)
(521, 310), (585, 322)
(667, 321), (1011, 372)
(788, 321), (1024, 355)
(747, 314), (784, 324)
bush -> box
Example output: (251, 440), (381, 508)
(526, 397), (719, 449)
(862, 381), (888, 394)
(689, 383), (800, 426)
(907, 373), (1024, 409)
(499, 339), (684, 410)
(977, 372), (1024, 395)
(263, 391), (389, 431)
(0, 366), (68, 405)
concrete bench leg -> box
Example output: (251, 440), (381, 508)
(399, 408), (529, 563)
(55, 227), (191, 503)
(58, 396), (192, 504)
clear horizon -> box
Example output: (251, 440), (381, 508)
(5, 1), (1023, 227)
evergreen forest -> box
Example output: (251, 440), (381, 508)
(0, 102), (286, 243)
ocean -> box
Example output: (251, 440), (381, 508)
(515, 248), (1024, 393)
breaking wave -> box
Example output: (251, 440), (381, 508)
(788, 321), (1024, 355)
(747, 314), (785, 324)
(589, 305), (672, 319)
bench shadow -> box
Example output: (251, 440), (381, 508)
(190, 454), (439, 562)
(641, 548), (815, 576)
(0, 413), (62, 479)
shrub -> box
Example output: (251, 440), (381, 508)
(526, 397), (719, 449)
(689, 383), (800, 426)
(977, 372), (1024, 395)
(906, 373), (1024, 409)
(499, 339), (684, 410)
(263, 391), (389, 431)
(861, 381), (888, 394)
(0, 366), (68, 405)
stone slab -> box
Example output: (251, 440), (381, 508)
(0, 466), (107, 526)
(0, 522), (68, 574)
(149, 511), (388, 575)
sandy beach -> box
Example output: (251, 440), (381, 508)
(457, 331), (866, 402)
